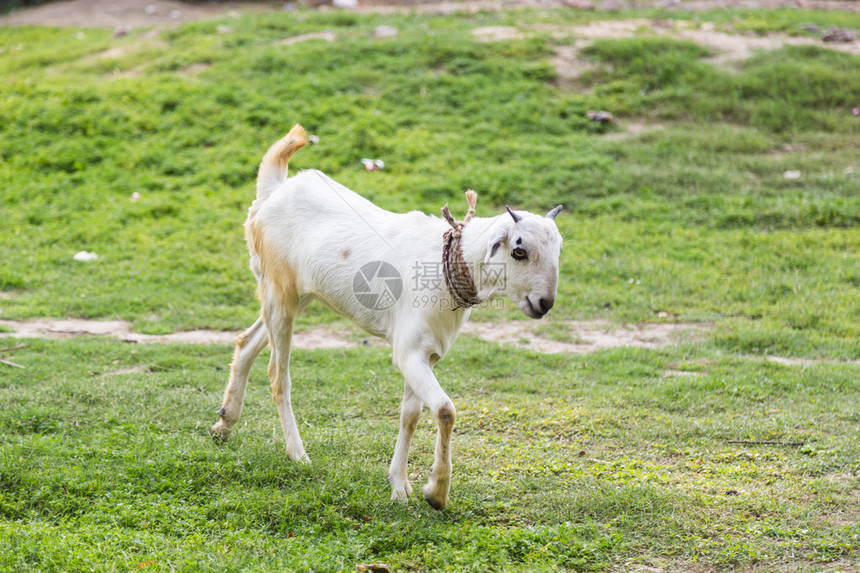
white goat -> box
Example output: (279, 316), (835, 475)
(211, 124), (563, 510)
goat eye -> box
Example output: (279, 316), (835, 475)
(511, 248), (527, 261)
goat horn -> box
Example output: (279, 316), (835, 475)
(546, 205), (563, 220)
(505, 206), (522, 223)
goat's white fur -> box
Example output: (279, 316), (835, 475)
(211, 124), (563, 510)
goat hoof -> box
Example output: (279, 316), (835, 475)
(209, 422), (231, 442)
(389, 479), (412, 503)
(423, 493), (447, 511)
(286, 450), (311, 464)
(422, 482), (448, 510)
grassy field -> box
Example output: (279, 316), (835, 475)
(0, 2), (858, 571)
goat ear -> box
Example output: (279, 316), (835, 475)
(546, 205), (563, 220)
(505, 206), (522, 223)
(485, 230), (507, 263)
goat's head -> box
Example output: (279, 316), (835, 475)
(482, 205), (563, 319)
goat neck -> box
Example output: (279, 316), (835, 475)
(457, 215), (506, 302)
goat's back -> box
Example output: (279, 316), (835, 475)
(247, 169), (450, 336)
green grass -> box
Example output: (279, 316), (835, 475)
(0, 3), (858, 571)
(1, 7), (858, 344)
(0, 338), (857, 571)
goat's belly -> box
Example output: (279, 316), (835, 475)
(308, 287), (390, 341)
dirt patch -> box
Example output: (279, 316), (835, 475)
(658, 0), (859, 11)
(100, 365), (152, 377)
(664, 369), (702, 377)
(550, 45), (596, 83)
(603, 120), (667, 140)
(559, 18), (653, 41)
(276, 30), (337, 45)
(72, 28), (167, 78)
(677, 25), (860, 66)
(0, 318), (354, 349)
(0, 0), (259, 28)
(4, 318), (859, 365)
(547, 18), (860, 82)
(362, 0), (568, 15)
(765, 355), (860, 367)
(5, 0), (858, 30)
(179, 61), (213, 75)
(464, 319), (703, 353)
(0, 317), (707, 354)
(471, 26), (526, 42)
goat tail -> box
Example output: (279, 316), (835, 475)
(256, 124), (308, 201)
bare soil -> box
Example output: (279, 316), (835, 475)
(2, 0), (858, 29)
(4, 319), (855, 367)
(464, 318), (703, 353)
(2, 316), (705, 354)
(476, 19), (860, 81)
(0, 0), (269, 28)
(0, 318), (353, 349)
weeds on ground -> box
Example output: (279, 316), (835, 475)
(0, 4), (858, 571)
(0, 7), (857, 357)
(0, 338), (857, 571)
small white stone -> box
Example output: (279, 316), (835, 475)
(373, 25), (399, 38)
(73, 251), (99, 262)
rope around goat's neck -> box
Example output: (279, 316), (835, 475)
(441, 190), (481, 310)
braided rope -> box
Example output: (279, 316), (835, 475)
(441, 190), (480, 310)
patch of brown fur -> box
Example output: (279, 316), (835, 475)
(273, 124), (308, 168)
(255, 123), (308, 201)
(244, 211), (303, 403)
(267, 356), (279, 399)
(436, 402), (456, 430)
